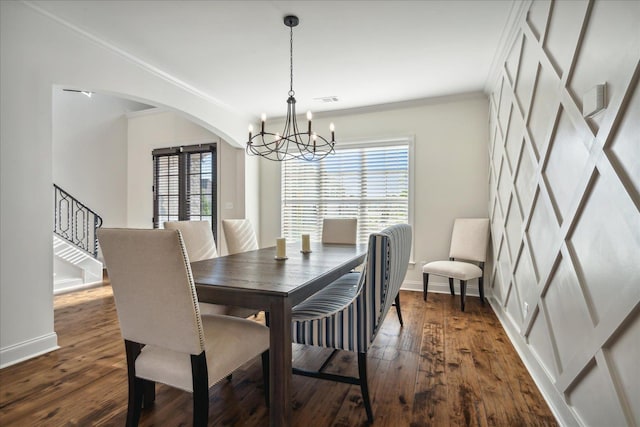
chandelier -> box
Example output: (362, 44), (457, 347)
(246, 15), (336, 161)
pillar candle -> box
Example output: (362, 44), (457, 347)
(301, 234), (311, 252)
(276, 237), (287, 259)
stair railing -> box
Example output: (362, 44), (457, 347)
(53, 184), (103, 258)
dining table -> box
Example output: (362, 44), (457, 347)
(190, 241), (367, 427)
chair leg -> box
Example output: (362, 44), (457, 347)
(395, 294), (404, 327)
(261, 350), (270, 408)
(479, 276), (485, 305)
(357, 353), (374, 424)
(460, 280), (467, 312)
(142, 380), (155, 408)
(265, 311), (270, 327)
(449, 277), (455, 296)
(423, 273), (429, 301)
(191, 352), (209, 427)
(124, 340), (143, 427)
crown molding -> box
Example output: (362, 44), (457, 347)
(484, 0), (532, 94)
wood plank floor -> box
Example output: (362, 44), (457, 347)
(0, 286), (558, 426)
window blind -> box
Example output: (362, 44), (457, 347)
(282, 141), (409, 244)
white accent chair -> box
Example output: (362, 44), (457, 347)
(164, 220), (256, 319)
(321, 218), (358, 244)
(97, 228), (269, 427)
(422, 218), (490, 311)
(221, 219), (259, 255)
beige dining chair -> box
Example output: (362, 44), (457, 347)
(164, 220), (256, 319)
(321, 218), (358, 244)
(222, 219), (259, 255)
(291, 224), (412, 423)
(97, 228), (269, 427)
(422, 218), (490, 311)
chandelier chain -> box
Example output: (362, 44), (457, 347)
(289, 24), (294, 96)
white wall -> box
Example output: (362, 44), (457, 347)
(53, 90), (146, 228)
(127, 109), (245, 251)
(486, 1), (640, 425)
(258, 94), (489, 288)
(0, 1), (249, 367)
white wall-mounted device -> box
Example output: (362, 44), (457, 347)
(582, 83), (607, 118)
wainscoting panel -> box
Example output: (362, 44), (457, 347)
(486, 0), (639, 425)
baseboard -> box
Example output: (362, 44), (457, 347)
(0, 333), (59, 369)
(487, 297), (580, 427)
(53, 280), (104, 296)
(401, 279), (480, 297)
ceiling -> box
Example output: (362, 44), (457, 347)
(32, 0), (516, 119)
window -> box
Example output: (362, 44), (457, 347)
(281, 137), (412, 244)
(152, 143), (217, 238)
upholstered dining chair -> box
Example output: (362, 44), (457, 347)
(321, 217), (358, 244)
(97, 228), (270, 427)
(291, 224), (412, 423)
(321, 217), (405, 326)
(422, 218), (490, 311)
(221, 219), (259, 255)
(164, 220), (256, 318)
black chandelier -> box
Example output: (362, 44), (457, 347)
(246, 15), (336, 161)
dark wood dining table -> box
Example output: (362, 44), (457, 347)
(190, 241), (367, 427)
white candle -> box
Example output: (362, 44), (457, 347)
(276, 237), (287, 259)
(301, 234), (311, 252)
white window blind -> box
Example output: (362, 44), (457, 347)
(282, 139), (410, 244)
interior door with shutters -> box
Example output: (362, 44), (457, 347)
(152, 143), (217, 240)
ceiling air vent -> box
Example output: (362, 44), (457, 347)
(313, 96), (339, 103)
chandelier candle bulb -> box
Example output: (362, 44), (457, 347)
(301, 234), (311, 253)
(307, 111), (312, 133)
(276, 238), (287, 259)
(248, 124), (253, 140)
(330, 123), (335, 142)
(261, 113), (266, 133)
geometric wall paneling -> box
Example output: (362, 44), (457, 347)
(567, 173), (640, 325)
(566, 358), (628, 426)
(526, 0), (552, 42)
(505, 196), (523, 261)
(505, 275), (523, 325)
(606, 309), (640, 425)
(542, 108), (591, 223)
(505, 103), (525, 174)
(515, 138), (537, 214)
(497, 157), (512, 218)
(568, 0), (640, 135)
(607, 69), (640, 202)
(526, 189), (559, 282)
(486, 1), (640, 424)
(543, 0), (591, 78)
(513, 244), (538, 323)
(527, 59), (561, 158)
(498, 78), (512, 135)
(515, 33), (539, 116)
(527, 307), (559, 382)
(541, 253), (593, 372)
(505, 33), (524, 88)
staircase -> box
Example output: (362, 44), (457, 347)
(53, 184), (103, 294)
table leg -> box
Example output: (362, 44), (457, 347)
(269, 298), (292, 427)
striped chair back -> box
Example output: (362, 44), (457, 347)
(358, 223), (412, 350)
(292, 223), (412, 353)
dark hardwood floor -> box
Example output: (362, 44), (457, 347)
(0, 285), (558, 426)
